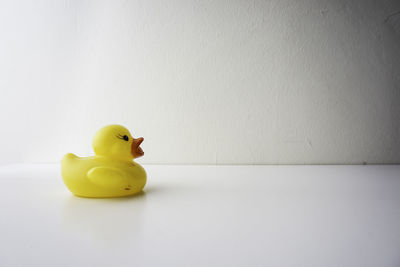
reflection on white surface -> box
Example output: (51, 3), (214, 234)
(62, 193), (148, 243)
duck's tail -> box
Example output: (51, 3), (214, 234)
(62, 153), (78, 162)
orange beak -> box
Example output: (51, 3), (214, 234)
(131, 137), (144, 158)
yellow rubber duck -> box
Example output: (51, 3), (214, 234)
(61, 125), (147, 198)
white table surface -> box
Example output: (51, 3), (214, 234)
(0, 164), (399, 267)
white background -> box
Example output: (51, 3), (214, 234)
(0, 0), (399, 165)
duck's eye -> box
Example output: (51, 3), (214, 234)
(117, 134), (129, 141)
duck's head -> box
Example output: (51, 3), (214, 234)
(92, 125), (144, 161)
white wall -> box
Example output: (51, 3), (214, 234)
(0, 0), (399, 165)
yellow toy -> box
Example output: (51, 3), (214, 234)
(61, 125), (146, 198)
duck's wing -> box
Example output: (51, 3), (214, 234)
(87, 166), (127, 187)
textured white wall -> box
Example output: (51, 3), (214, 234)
(0, 0), (399, 164)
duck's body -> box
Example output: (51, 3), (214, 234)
(61, 125), (147, 198)
(62, 154), (146, 197)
